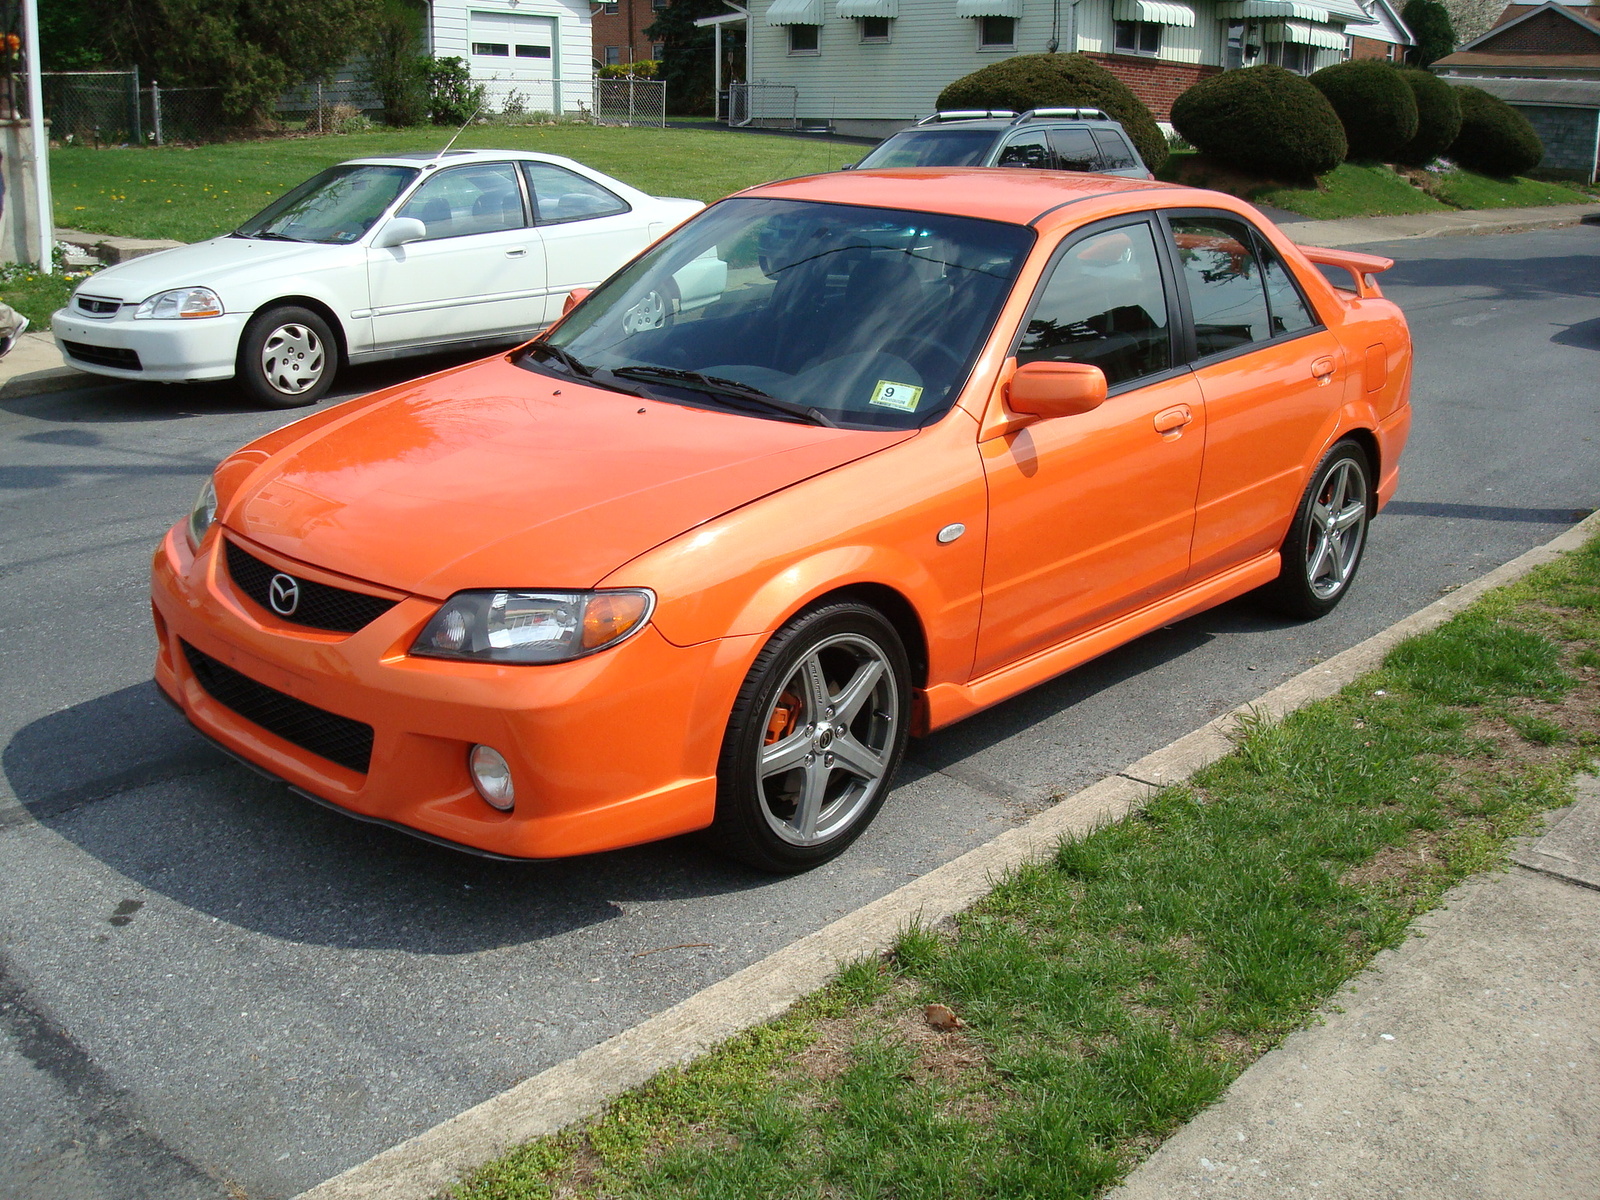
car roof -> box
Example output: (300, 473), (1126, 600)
(893, 118), (1129, 134)
(337, 148), (572, 168)
(737, 168), (1185, 228)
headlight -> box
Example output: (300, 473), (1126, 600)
(186, 478), (218, 550)
(134, 286), (224, 319)
(411, 589), (654, 664)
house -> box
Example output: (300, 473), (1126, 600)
(593, 0), (669, 66)
(423, 0), (595, 114)
(1347, 0), (1413, 61)
(1431, 1), (1600, 180)
(697, 0), (1378, 137)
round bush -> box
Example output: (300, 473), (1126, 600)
(1171, 65), (1347, 179)
(936, 53), (1167, 170)
(1392, 66), (1462, 165)
(1449, 85), (1543, 177)
(1309, 59), (1418, 162)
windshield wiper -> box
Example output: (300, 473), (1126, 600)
(607, 366), (836, 427)
(236, 230), (304, 242)
(523, 340), (595, 378)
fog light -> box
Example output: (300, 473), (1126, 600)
(468, 745), (515, 811)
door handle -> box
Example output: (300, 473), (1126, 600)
(1153, 404), (1193, 434)
(505, 247), (528, 258)
(1311, 356), (1335, 380)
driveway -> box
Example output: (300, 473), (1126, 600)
(1, 225), (1596, 1198)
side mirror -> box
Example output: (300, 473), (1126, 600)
(372, 217), (427, 248)
(840, 162), (856, 171)
(1007, 361), (1107, 420)
(562, 288), (592, 316)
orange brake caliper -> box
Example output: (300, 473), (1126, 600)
(766, 691), (802, 744)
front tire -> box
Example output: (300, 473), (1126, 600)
(1266, 439), (1372, 619)
(238, 305), (336, 408)
(709, 602), (912, 873)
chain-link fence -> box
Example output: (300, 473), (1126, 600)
(728, 82), (798, 130)
(277, 77), (381, 122)
(141, 85), (230, 145)
(590, 78), (665, 128)
(43, 71), (142, 145)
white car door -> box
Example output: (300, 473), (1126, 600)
(522, 162), (656, 323)
(366, 162), (548, 350)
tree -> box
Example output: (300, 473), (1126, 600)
(362, 0), (427, 127)
(88, 0), (363, 124)
(40, 0), (108, 71)
(647, 0), (737, 117)
(1402, 0), (1457, 67)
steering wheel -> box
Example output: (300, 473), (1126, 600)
(880, 335), (963, 382)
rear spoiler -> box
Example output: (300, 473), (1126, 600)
(1297, 245), (1394, 299)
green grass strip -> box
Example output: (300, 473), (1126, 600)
(454, 530), (1599, 1199)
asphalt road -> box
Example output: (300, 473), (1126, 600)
(2, 225), (1597, 1199)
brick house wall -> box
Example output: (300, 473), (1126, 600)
(1476, 9), (1600, 53)
(592, 0), (666, 66)
(1349, 35), (1404, 60)
(1080, 53), (1223, 120)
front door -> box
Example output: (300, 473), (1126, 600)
(976, 219), (1206, 676)
(522, 161), (657, 323)
(366, 161), (548, 350)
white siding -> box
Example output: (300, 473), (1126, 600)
(431, 0), (594, 115)
(1075, 1), (1226, 62)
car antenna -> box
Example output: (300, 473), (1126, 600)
(431, 104), (484, 163)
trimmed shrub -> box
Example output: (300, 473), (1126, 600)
(1393, 66), (1462, 165)
(1309, 59), (1418, 162)
(1402, 0), (1456, 67)
(1449, 85), (1543, 177)
(1171, 65), (1347, 179)
(936, 53), (1167, 170)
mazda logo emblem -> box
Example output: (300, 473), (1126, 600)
(268, 573), (301, 616)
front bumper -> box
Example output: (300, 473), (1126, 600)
(53, 307), (247, 382)
(151, 523), (754, 859)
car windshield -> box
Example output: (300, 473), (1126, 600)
(234, 164), (418, 245)
(855, 128), (997, 169)
(525, 197), (1034, 430)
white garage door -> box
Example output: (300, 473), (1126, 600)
(469, 10), (557, 77)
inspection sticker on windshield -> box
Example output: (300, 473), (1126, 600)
(869, 380), (923, 412)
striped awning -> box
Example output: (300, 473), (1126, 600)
(956, 0), (1023, 17)
(1113, 0), (1196, 25)
(766, 0), (824, 23)
(1261, 18), (1349, 46)
(1217, 0), (1373, 22)
(837, 0), (898, 16)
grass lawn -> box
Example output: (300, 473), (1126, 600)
(1256, 162), (1449, 220)
(50, 125), (862, 244)
(1429, 170), (1596, 210)
(0, 265), (80, 332)
(451, 529), (1600, 1200)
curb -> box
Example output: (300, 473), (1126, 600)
(295, 510), (1600, 1200)
(1283, 205), (1600, 249)
(0, 333), (109, 401)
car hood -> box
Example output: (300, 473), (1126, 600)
(220, 354), (914, 598)
(80, 236), (337, 304)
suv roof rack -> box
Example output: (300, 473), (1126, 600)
(1013, 107), (1113, 123)
(915, 109), (1016, 125)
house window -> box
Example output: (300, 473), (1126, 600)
(789, 23), (820, 52)
(517, 44), (552, 57)
(472, 41), (510, 55)
(978, 15), (1015, 47)
(1265, 40), (1315, 73)
(653, 41), (665, 56)
(860, 16), (891, 40)
(1113, 20), (1162, 55)
(653, 0), (667, 8)
(604, 45), (622, 64)
(1224, 20), (1248, 68)
(602, 1), (618, 12)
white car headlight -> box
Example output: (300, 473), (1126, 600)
(187, 478), (218, 550)
(411, 590), (655, 664)
(135, 287), (224, 320)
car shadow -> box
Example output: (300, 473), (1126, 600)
(1376, 253), (1600, 304)
(1551, 316), (1600, 352)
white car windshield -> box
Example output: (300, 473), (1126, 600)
(234, 164), (418, 245)
(525, 197), (1034, 431)
(855, 129), (998, 169)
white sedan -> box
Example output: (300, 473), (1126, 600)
(52, 150), (707, 407)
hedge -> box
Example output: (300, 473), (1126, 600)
(1393, 66), (1462, 166)
(1449, 85), (1544, 177)
(936, 53), (1167, 171)
(1171, 65), (1347, 179)
(1309, 59), (1418, 162)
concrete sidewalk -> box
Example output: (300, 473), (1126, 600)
(1108, 775), (1600, 1200)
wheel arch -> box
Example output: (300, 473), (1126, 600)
(799, 581), (930, 691)
(1339, 425), (1381, 506)
(246, 295), (349, 367)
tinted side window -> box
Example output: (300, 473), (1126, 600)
(1048, 128), (1102, 172)
(522, 163), (631, 224)
(1092, 130), (1138, 171)
(996, 133), (1053, 169)
(1017, 222), (1171, 387)
(1170, 216), (1271, 356)
(395, 163), (526, 240)
(1256, 238), (1318, 336)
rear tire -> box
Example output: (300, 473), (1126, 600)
(709, 602), (911, 873)
(238, 305), (337, 408)
(1266, 439), (1372, 619)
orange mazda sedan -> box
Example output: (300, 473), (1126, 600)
(152, 169), (1411, 872)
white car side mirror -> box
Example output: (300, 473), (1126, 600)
(372, 217), (427, 248)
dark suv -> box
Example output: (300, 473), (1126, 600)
(851, 108), (1152, 180)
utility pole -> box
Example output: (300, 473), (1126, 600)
(22, 0), (51, 273)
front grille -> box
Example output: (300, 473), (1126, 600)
(182, 641), (374, 774)
(225, 540), (398, 634)
(61, 340), (142, 370)
(75, 295), (123, 316)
